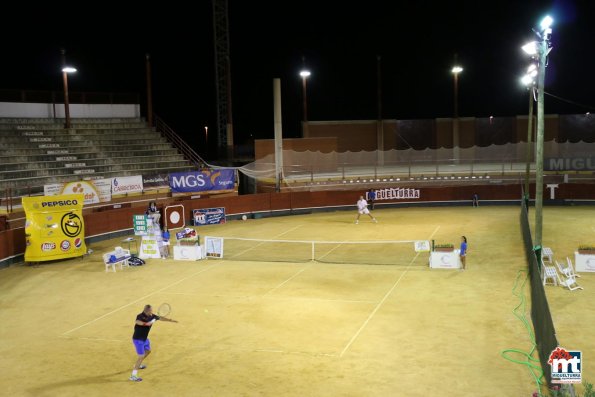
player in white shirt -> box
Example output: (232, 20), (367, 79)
(355, 195), (377, 224)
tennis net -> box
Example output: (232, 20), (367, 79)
(205, 236), (428, 266)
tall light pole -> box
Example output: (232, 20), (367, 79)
(145, 53), (153, 127)
(522, 15), (553, 248)
(61, 49), (76, 129)
(299, 69), (311, 137)
(451, 64), (463, 162)
(521, 65), (538, 200)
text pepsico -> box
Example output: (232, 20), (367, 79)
(42, 199), (78, 207)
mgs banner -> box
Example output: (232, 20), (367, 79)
(23, 194), (87, 262)
(169, 169), (235, 193)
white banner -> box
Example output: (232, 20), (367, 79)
(44, 179), (112, 205)
(111, 175), (143, 196)
(139, 236), (161, 259)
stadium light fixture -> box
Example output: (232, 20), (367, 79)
(540, 15), (553, 30)
(60, 49), (77, 129)
(522, 42), (539, 56)
(451, 66), (463, 74)
(521, 14), (553, 249)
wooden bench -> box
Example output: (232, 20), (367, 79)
(102, 247), (132, 272)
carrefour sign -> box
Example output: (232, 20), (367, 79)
(169, 169), (235, 193)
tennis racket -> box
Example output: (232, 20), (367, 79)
(157, 303), (171, 317)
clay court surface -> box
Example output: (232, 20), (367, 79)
(0, 206), (593, 396)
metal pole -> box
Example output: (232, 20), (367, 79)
(534, 37), (547, 247)
(61, 49), (71, 129)
(273, 79), (283, 192)
(524, 89), (534, 199)
(145, 54), (154, 127)
(376, 55), (384, 166)
(453, 71), (459, 163)
(301, 75), (308, 137)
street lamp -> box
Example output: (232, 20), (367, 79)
(451, 65), (463, 162)
(522, 15), (553, 249)
(299, 69), (311, 136)
(62, 66), (77, 129)
(204, 126), (208, 145)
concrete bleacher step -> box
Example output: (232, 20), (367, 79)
(0, 154), (188, 172)
(0, 117), (201, 198)
(0, 159), (192, 181)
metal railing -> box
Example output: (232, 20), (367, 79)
(0, 89), (140, 104)
(154, 115), (207, 169)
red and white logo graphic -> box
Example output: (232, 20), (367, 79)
(60, 240), (71, 251)
(74, 238), (82, 248)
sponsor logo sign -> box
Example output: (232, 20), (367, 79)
(169, 169), (235, 193)
(193, 207), (226, 226)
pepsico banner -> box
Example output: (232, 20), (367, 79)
(22, 194), (87, 262)
(169, 169), (235, 193)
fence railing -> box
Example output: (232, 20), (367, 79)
(154, 115), (207, 169)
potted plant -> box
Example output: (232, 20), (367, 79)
(578, 244), (595, 255)
(434, 243), (455, 252)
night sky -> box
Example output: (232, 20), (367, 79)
(1, 1), (593, 160)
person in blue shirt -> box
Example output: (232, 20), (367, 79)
(161, 228), (170, 258)
(460, 236), (468, 270)
(367, 189), (376, 210)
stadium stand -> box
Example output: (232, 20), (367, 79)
(0, 117), (197, 198)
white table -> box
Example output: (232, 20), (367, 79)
(430, 250), (461, 269)
(574, 252), (595, 272)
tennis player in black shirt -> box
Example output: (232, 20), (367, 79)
(130, 304), (177, 382)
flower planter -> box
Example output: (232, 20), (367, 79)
(578, 250), (595, 255)
(434, 247), (455, 252)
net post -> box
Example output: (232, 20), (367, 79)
(311, 241), (315, 261)
(533, 245), (542, 272)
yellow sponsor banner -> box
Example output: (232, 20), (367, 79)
(22, 194), (86, 262)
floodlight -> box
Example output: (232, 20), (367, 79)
(451, 66), (463, 74)
(62, 67), (77, 73)
(522, 42), (538, 55)
(540, 16), (553, 30)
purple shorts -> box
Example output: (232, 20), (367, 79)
(132, 338), (151, 355)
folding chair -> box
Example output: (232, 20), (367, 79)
(542, 265), (559, 286)
(541, 247), (554, 265)
(556, 260), (575, 279)
(566, 257), (581, 277)
(557, 273), (583, 291)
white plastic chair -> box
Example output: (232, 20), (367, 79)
(558, 274), (583, 291)
(566, 257), (581, 277)
(103, 253), (117, 272)
(542, 265), (559, 286)
(114, 247), (130, 270)
(542, 247), (554, 265)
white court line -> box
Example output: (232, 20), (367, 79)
(316, 241), (345, 261)
(262, 266), (310, 297)
(229, 224), (303, 259)
(339, 225), (441, 358)
(61, 336), (124, 343)
(61, 264), (219, 336)
(62, 335), (337, 357)
(162, 291), (376, 304)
